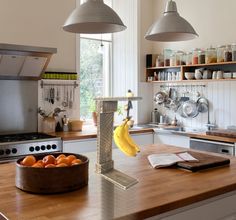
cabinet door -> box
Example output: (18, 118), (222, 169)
(63, 138), (97, 154)
(154, 133), (189, 148)
(130, 133), (153, 146)
(112, 133), (154, 149)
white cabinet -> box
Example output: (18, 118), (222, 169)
(63, 138), (97, 154)
(154, 132), (190, 148)
(130, 133), (153, 146)
(63, 132), (154, 154)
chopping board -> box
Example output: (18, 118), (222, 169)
(177, 151), (230, 172)
(206, 129), (236, 138)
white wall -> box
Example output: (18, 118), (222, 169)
(152, 0), (236, 52)
(150, 0), (236, 129)
(137, 0), (155, 124)
(0, 0), (76, 72)
(0, 0), (76, 133)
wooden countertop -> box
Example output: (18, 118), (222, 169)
(188, 132), (236, 143)
(49, 125), (153, 141)
(1, 145), (236, 219)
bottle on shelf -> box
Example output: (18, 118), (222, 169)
(175, 51), (184, 66)
(164, 49), (172, 66)
(224, 45), (232, 62)
(156, 54), (164, 67)
(217, 45), (225, 62)
(198, 49), (205, 64)
(192, 48), (200, 64)
(206, 47), (217, 64)
(186, 52), (192, 65)
(232, 43), (236, 61)
(170, 52), (176, 66)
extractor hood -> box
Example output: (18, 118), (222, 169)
(0, 43), (57, 80)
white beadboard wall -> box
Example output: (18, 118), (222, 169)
(112, 0), (138, 122)
(153, 81), (236, 129)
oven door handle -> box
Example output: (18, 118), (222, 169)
(190, 138), (235, 147)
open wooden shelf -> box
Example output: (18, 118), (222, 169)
(146, 61), (236, 83)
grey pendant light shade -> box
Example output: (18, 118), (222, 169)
(145, 0), (198, 42)
(63, 0), (126, 34)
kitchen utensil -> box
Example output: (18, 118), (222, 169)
(177, 103), (187, 118)
(212, 71), (217, 79)
(203, 69), (212, 79)
(56, 87), (60, 102)
(195, 68), (203, 80)
(154, 91), (167, 104)
(170, 116), (178, 126)
(151, 108), (160, 124)
(184, 72), (195, 80)
(62, 86), (68, 107)
(182, 100), (199, 118)
(70, 120), (84, 131)
(197, 97), (209, 113)
(69, 89), (73, 109)
(217, 70), (223, 79)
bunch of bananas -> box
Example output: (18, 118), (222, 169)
(113, 120), (140, 156)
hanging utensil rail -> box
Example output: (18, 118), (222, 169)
(160, 84), (206, 88)
(40, 80), (78, 89)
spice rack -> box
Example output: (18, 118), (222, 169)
(146, 61), (236, 83)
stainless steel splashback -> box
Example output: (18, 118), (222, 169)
(0, 43), (57, 80)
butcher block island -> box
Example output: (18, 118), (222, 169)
(1, 145), (236, 220)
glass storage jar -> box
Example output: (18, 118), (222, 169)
(224, 45), (232, 62)
(232, 43), (236, 61)
(217, 45), (225, 62)
(175, 51), (184, 66)
(192, 48), (200, 64)
(164, 49), (172, 66)
(206, 47), (217, 64)
(156, 54), (164, 67)
(198, 50), (205, 64)
(186, 52), (192, 65)
(170, 53), (176, 66)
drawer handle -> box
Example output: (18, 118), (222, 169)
(221, 149), (229, 153)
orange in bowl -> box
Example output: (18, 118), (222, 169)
(71, 159), (82, 165)
(56, 163), (68, 167)
(45, 164), (56, 168)
(42, 155), (56, 166)
(56, 157), (70, 166)
(67, 155), (77, 165)
(21, 155), (36, 166)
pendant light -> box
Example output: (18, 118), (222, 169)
(63, 0), (126, 34)
(145, 0), (198, 42)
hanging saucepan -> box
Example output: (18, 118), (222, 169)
(182, 100), (199, 118)
(197, 97), (209, 113)
(154, 91), (168, 104)
(177, 103), (187, 118)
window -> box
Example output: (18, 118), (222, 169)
(79, 0), (112, 120)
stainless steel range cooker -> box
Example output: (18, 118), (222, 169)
(0, 132), (62, 162)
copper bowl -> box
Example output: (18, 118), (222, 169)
(15, 152), (89, 194)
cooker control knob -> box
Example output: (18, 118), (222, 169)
(52, 144), (57, 149)
(0, 149), (4, 155)
(41, 145), (46, 150)
(46, 145), (51, 150)
(5, 149), (11, 155)
(29, 146), (34, 152)
(35, 146), (40, 151)
(12, 148), (17, 154)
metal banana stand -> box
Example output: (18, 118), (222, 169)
(95, 97), (142, 190)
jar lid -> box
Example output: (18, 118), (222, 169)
(217, 45), (225, 48)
